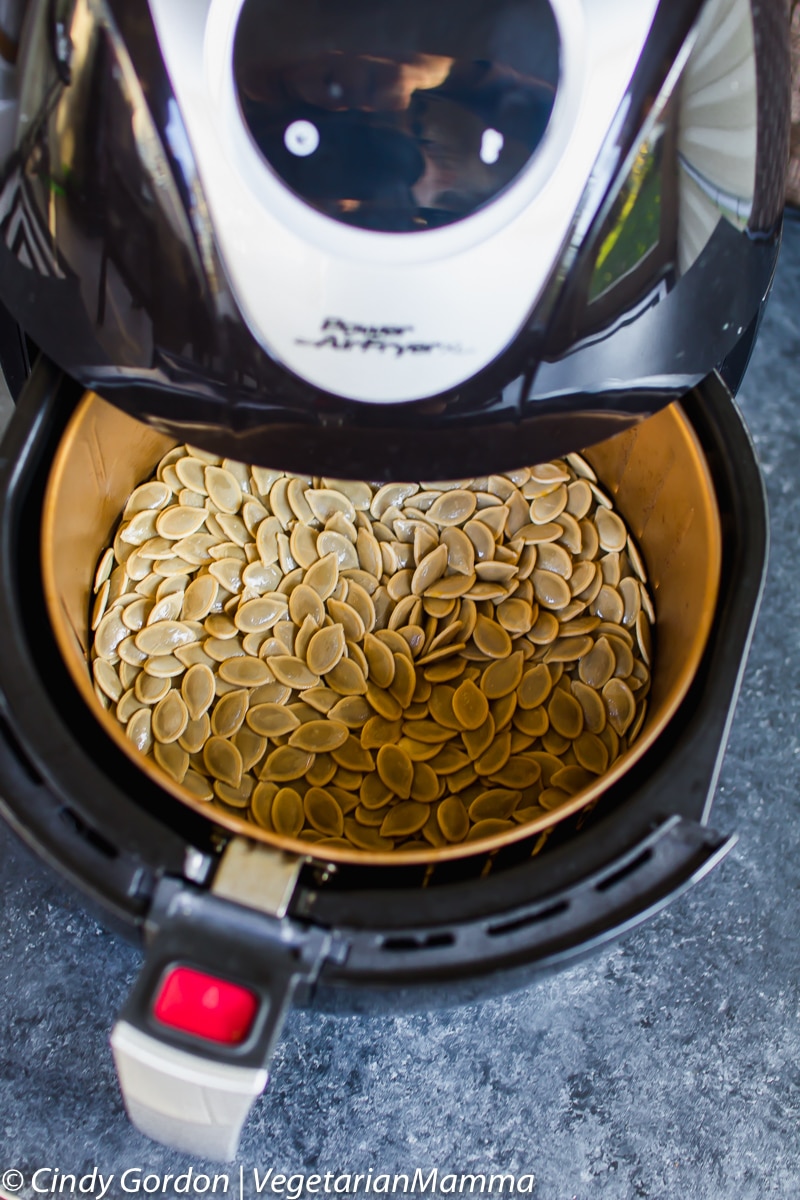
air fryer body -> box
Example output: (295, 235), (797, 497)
(0, 0), (790, 476)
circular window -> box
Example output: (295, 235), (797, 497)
(233, 0), (560, 232)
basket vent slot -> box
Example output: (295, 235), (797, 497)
(595, 848), (653, 893)
(487, 900), (569, 938)
(59, 806), (119, 861)
(381, 932), (455, 953)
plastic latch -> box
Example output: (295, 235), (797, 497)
(153, 966), (259, 1046)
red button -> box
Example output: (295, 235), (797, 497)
(153, 966), (259, 1045)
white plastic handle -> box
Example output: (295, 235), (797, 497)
(111, 1021), (268, 1161)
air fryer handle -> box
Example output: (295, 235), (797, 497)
(110, 1019), (272, 1162)
(111, 883), (331, 1160)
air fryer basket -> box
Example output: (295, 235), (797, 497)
(40, 391), (721, 866)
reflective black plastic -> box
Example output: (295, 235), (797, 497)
(233, 0), (559, 232)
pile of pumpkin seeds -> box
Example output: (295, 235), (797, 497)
(89, 445), (654, 855)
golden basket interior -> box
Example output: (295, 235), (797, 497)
(41, 393), (722, 866)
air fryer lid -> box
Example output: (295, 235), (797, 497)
(0, 0), (788, 476)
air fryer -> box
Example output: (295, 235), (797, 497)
(0, 0), (789, 1162)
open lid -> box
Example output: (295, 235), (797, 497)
(0, 0), (787, 476)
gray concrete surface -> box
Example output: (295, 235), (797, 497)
(1, 222), (799, 1200)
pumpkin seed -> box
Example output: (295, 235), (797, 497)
(153, 740), (190, 783)
(466, 818), (515, 841)
(474, 730), (512, 776)
(328, 695), (372, 727)
(571, 680), (607, 734)
(496, 597), (533, 634)
(532, 569), (571, 610)
(268, 655), (320, 690)
(548, 688), (584, 740)
(95, 610), (130, 660)
(271, 787), (305, 837)
(205, 466), (242, 513)
(409, 761), (439, 803)
(317, 530), (359, 570)
(409, 543), (447, 596)
(426, 489), (477, 527)
(93, 658), (123, 702)
(360, 773), (394, 809)
(343, 820), (394, 851)
(204, 636), (245, 662)
(538, 787), (571, 811)
(595, 507), (627, 552)
(550, 765), (593, 796)
(468, 788), (521, 821)
(211, 689), (249, 737)
(261, 745), (315, 782)
(218, 656), (273, 688)
(451, 679), (489, 730)
(591, 584), (625, 625)
(463, 519), (496, 562)
(124, 480), (172, 517)
(331, 736), (375, 773)
(135, 671), (170, 705)
(327, 657), (368, 696)
(208, 558), (244, 595)
(355, 803), (389, 827)
(156, 506), (208, 540)
(247, 703), (301, 737)
(635, 610), (652, 666)
(487, 756), (541, 790)
(176, 715), (209, 753)
(304, 787), (345, 836)
(91, 581), (111, 630)
(602, 678), (636, 735)
(578, 637), (616, 689)
(235, 595), (288, 633)
(181, 574), (218, 621)
(134, 620), (196, 656)
(289, 720), (350, 753)
(203, 736), (243, 786)
(389, 653), (416, 708)
(429, 744), (471, 775)
(380, 801), (429, 837)
(143, 654), (185, 678)
(574, 732), (609, 775)
(376, 744), (414, 799)
(437, 796), (470, 842)
(473, 615), (512, 659)
(126, 706), (153, 754)
(481, 652), (524, 699)
(214, 776), (255, 808)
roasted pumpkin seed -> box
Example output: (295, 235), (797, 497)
(271, 787), (304, 837)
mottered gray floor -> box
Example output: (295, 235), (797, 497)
(1, 221), (799, 1200)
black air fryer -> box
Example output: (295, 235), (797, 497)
(0, 0), (789, 1160)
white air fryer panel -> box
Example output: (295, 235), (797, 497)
(147, 0), (662, 403)
(676, 0), (757, 275)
